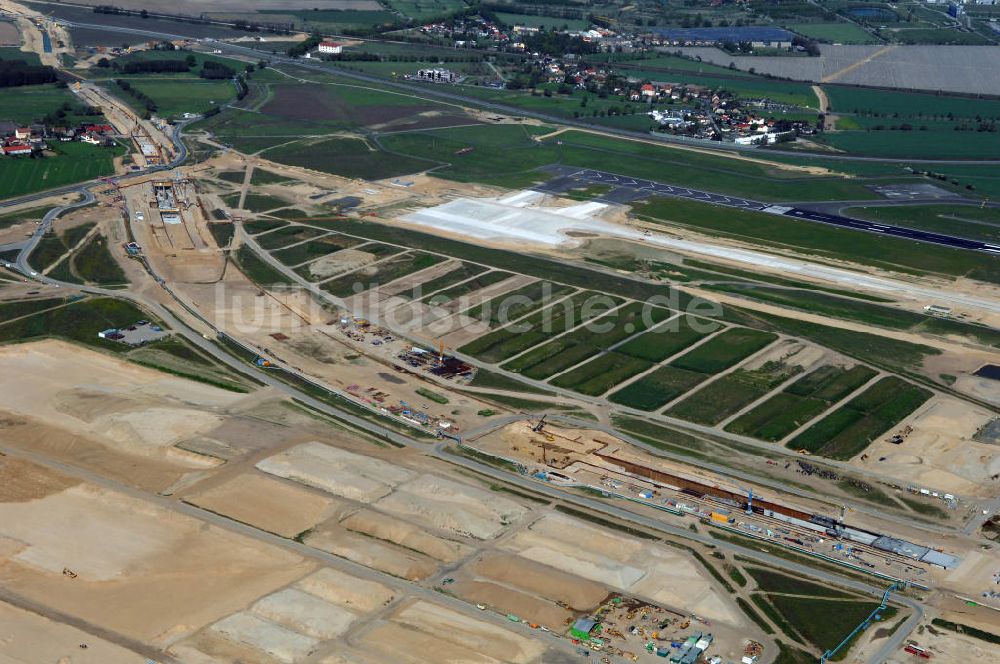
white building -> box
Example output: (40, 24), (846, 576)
(414, 68), (459, 83)
(318, 41), (343, 54)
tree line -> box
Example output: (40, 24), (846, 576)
(0, 58), (58, 88)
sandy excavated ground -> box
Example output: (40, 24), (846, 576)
(255, 441), (416, 503)
(883, 615), (1000, 664)
(340, 508), (474, 563)
(358, 599), (547, 664)
(853, 396), (1000, 496)
(185, 472), (341, 538)
(172, 566), (396, 664)
(304, 522), (440, 581)
(0, 465), (313, 646)
(0, 600), (145, 663)
(373, 473), (529, 540)
(0, 341), (261, 490)
(502, 513), (741, 626)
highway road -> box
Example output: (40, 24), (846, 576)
(553, 166), (1000, 255)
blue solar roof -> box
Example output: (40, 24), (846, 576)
(653, 27), (795, 42)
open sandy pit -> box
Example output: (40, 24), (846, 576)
(306, 248), (380, 281)
(255, 441), (416, 503)
(0, 456), (80, 503)
(185, 472), (341, 538)
(855, 396), (999, 496)
(0, 341), (244, 475)
(251, 587), (359, 639)
(304, 524), (439, 580)
(294, 567), (396, 613)
(468, 552), (609, 610)
(374, 474), (529, 540)
(341, 508), (473, 562)
(359, 599), (546, 664)
(502, 513), (740, 625)
(0, 477), (312, 645)
(172, 566), (397, 664)
(449, 579), (572, 628)
(211, 612), (318, 664)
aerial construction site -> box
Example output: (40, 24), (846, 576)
(0, 5), (999, 664)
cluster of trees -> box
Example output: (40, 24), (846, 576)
(521, 31), (599, 56)
(953, 121), (998, 132)
(288, 34), (322, 58)
(0, 59), (58, 88)
(39, 100), (101, 126)
(234, 75), (248, 101)
(200, 60), (235, 80)
(119, 58), (191, 74)
(92, 4), (291, 34)
(115, 79), (156, 117)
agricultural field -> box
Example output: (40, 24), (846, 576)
(674, 44), (1000, 97)
(121, 79), (236, 118)
(0, 83), (82, 125)
(243, 219), (288, 235)
(669, 328), (778, 375)
(404, 262), (486, 299)
(549, 351), (653, 397)
(253, 225), (329, 251)
(233, 246), (293, 289)
(29, 221), (96, 272)
(48, 232), (128, 287)
(385, 0), (466, 21)
(605, 328), (776, 411)
(464, 281), (576, 329)
(0, 141), (122, 199)
(494, 11), (592, 30)
(502, 302), (674, 381)
(665, 360), (804, 426)
(271, 234), (365, 267)
(256, 8), (400, 31)
(380, 124), (879, 201)
(726, 364), (878, 442)
(197, 78), (468, 152)
(0, 297), (150, 352)
(424, 269), (514, 305)
(320, 251), (445, 297)
(788, 376), (933, 458)
(787, 22), (879, 43)
(459, 290), (623, 364)
(608, 364), (709, 411)
(261, 136), (437, 181)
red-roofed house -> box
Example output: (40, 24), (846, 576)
(3, 144), (32, 156)
(14, 127), (30, 140)
(318, 41), (343, 54)
(640, 83), (657, 99)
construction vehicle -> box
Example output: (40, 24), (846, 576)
(532, 415), (547, 433)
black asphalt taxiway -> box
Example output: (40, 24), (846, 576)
(542, 166), (1000, 256)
